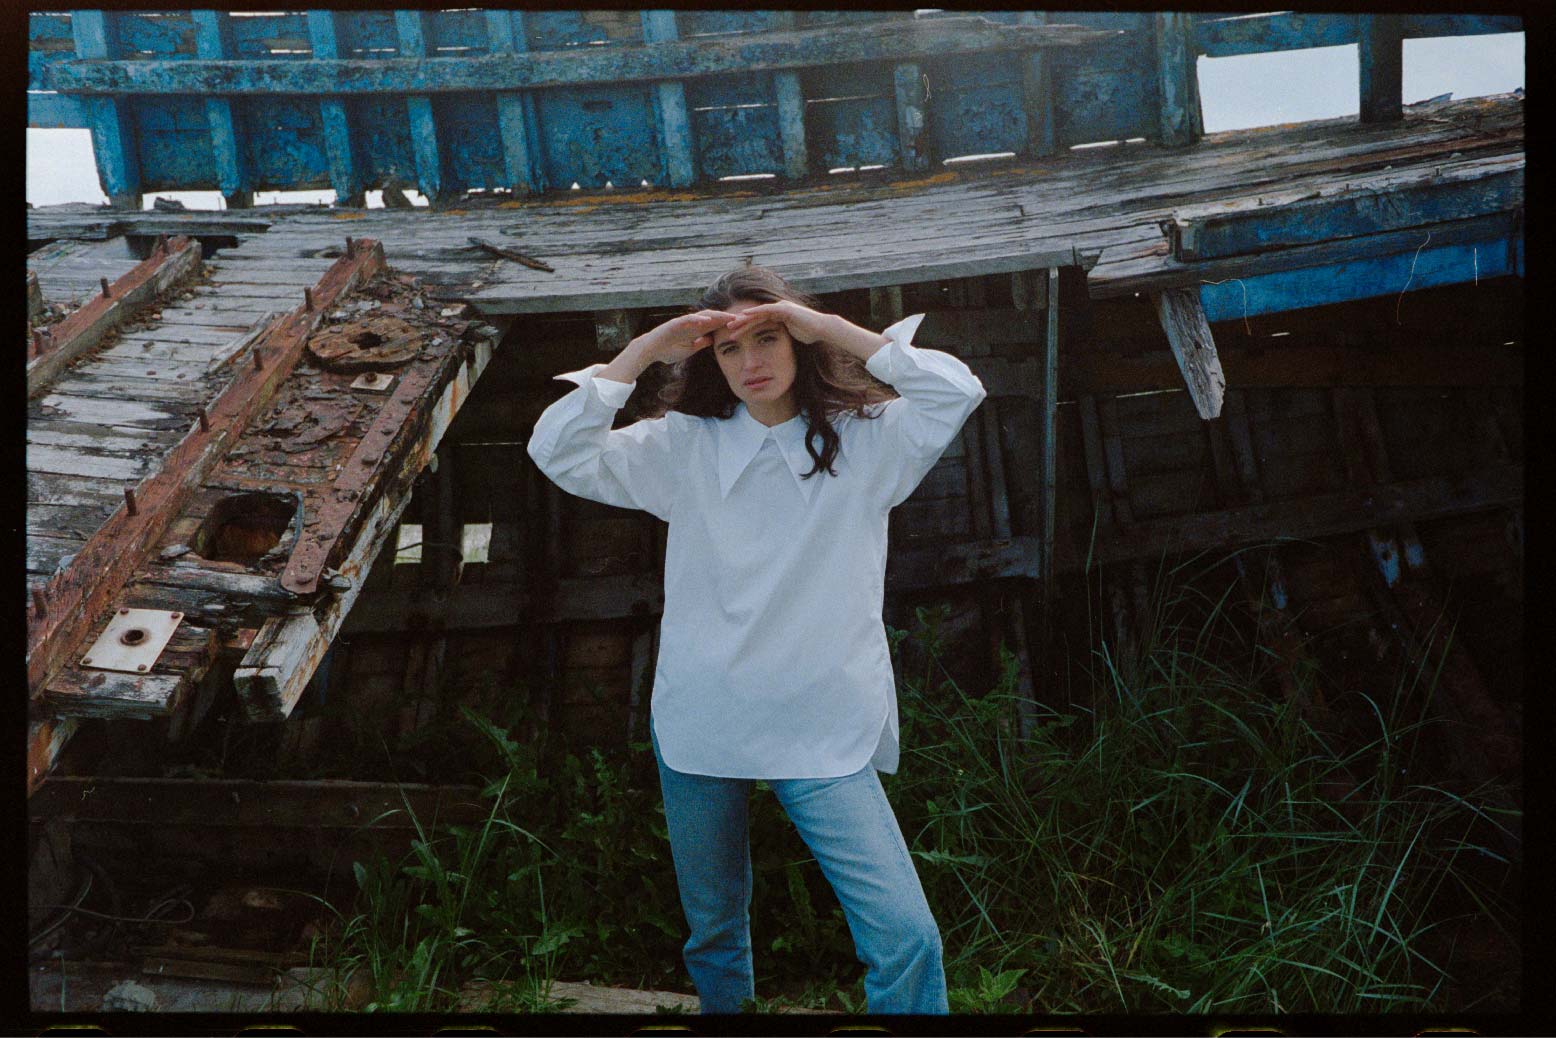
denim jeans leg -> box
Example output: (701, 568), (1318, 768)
(771, 767), (949, 1014)
(652, 723), (756, 1013)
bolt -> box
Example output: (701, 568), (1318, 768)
(304, 287), (315, 311)
(124, 487), (138, 515)
(197, 407), (209, 432)
(137, 664), (149, 672)
(100, 277), (112, 298)
(253, 349), (264, 371)
(345, 236), (355, 257)
(31, 589), (45, 616)
(81, 657), (93, 666)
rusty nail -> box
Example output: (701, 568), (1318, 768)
(31, 589), (46, 616)
(100, 277), (112, 298)
(197, 407), (209, 432)
(124, 487), (138, 515)
(304, 287), (315, 311)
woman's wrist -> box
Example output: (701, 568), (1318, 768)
(599, 337), (655, 384)
(823, 312), (891, 364)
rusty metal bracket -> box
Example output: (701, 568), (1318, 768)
(280, 356), (444, 596)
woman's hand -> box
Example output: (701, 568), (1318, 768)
(633, 309), (742, 365)
(721, 300), (834, 345)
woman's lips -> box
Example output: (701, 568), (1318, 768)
(744, 376), (772, 389)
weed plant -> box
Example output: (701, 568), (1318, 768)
(313, 562), (1519, 1014)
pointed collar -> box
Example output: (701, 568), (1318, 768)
(717, 404), (819, 502)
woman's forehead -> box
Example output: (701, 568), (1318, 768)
(713, 314), (782, 347)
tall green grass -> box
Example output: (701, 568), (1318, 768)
(312, 562), (1519, 1014)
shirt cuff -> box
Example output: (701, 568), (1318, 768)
(555, 363), (636, 409)
(864, 312), (928, 383)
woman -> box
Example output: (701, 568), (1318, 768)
(527, 267), (986, 1014)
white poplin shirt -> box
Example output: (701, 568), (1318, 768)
(526, 314), (987, 779)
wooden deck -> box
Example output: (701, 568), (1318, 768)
(29, 92), (1521, 318)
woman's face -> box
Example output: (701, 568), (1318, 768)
(710, 300), (798, 412)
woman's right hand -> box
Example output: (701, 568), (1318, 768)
(632, 309), (741, 365)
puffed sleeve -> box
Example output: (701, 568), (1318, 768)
(526, 363), (681, 521)
(861, 313), (988, 509)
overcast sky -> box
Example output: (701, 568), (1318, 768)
(26, 31), (1524, 209)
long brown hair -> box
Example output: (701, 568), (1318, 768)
(645, 267), (897, 480)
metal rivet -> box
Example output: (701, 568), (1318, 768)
(171, 612), (182, 619)
(137, 664), (149, 672)
(81, 658), (92, 666)
(120, 609), (130, 615)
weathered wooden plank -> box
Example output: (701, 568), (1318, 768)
(1151, 287), (1225, 419)
(49, 17), (1117, 95)
(27, 236), (204, 398)
(26, 443), (157, 481)
(1168, 157), (1522, 261)
(641, 11), (695, 187)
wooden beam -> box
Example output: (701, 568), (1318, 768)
(1358, 14), (1404, 124)
(484, 10), (544, 196)
(191, 10), (252, 209)
(1016, 12), (1056, 159)
(1040, 267), (1060, 589)
(395, 11), (446, 205)
(1167, 157), (1522, 261)
(306, 10), (365, 207)
(642, 11), (697, 188)
(769, 14), (809, 181)
(1152, 287), (1226, 419)
(27, 717), (79, 797)
(1195, 12), (1521, 59)
(234, 336), (496, 719)
(1153, 12), (1198, 147)
(69, 10), (141, 209)
(25, 242), (386, 703)
(1088, 462), (1522, 568)
(48, 17), (1117, 96)
(893, 62), (929, 172)
(27, 236), (204, 397)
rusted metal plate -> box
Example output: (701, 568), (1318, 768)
(79, 607), (183, 674)
(349, 371), (395, 392)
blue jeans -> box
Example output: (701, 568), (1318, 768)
(651, 721), (948, 1015)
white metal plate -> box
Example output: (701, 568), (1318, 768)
(350, 372), (395, 392)
(80, 608), (184, 674)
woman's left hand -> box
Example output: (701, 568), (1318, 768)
(723, 300), (836, 345)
